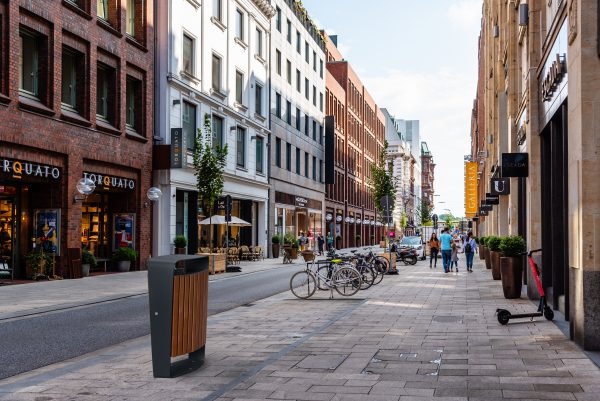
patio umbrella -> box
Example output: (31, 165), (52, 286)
(198, 215), (251, 227)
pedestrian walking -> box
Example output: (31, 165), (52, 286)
(428, 232), (440, 268)
(451, 236), (459, 272)
(317, 234), (325, 255)
(464, 232), (477, 272)
(439, 228), (453, 273)
(298, 232), (307, 251)
(326, 231), (334, 251)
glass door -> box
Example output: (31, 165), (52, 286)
(0, 194), (16, 274)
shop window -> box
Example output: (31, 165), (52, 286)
(182, 33), (195, 76)
(236, 126), (246, 167)
(255, 136), (264, 174)
(96, 62), (117, 126)
(212, 114), (224, 149)
(126, 0), (145, 44)
(182, 100), (197, 150)
(61, 46), (86, 115)
(286, 143), (291, 171)
(295, 147), (300, 174)
(286, 100), (291, 125)
(255, 83), (263, 116)
(125, 75), (143, 134)
(235, 9), (244, 41)
(304, 152), (309, 177)
(212, 54), (222, 92)
(275, 92), (281, 118)
(275, 137), (281, 168)
(235, 70), (243, 105)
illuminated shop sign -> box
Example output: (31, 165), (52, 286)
(83, 172), (136, 190)
(1, 158), (61, 180)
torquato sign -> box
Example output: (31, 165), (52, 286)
(542, 53), (566, 102)
(1, 157), (61, 180)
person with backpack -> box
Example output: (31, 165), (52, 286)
(439, 228), (453, 273)
(464, 232), (477, 272)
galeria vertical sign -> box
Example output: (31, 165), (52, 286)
(465, 162), (478, 217)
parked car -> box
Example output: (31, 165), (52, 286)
(399, 236), (426, 260)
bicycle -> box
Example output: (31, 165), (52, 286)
(290, 257), (362, 299)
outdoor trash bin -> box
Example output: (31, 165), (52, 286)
(148, 255), (209, 378)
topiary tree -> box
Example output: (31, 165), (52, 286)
(487, 236), (502, 252)
(499, 235), (526, 257)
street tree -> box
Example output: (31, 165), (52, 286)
(193, 114), (228, 248)
(369, 140), (397, 214)
(418, 200), (433, 226)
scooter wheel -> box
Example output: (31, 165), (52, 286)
(497, 309), (511, 325)
(544, 306), (554, 321)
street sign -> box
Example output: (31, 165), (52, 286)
(491, 178), (510, 195)
(480, 203), (493, 212)
(485, 193), (500, 205)
(479, 209), (489, 216)
(502, 153), (529, 177)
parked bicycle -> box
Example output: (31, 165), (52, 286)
(290, 255), (362, 299)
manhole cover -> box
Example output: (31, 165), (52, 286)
(433, 315), (462, 323)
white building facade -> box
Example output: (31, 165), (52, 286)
(154, 0), (275, 255)
(395, 119), (421, 228)
(269, 0), (326, 250)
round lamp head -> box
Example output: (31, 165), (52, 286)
(76, 177), (96, 196)
(147, 187), (163, 201)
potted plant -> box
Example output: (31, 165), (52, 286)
(81, 249), (97, 277)
(478, 236), (486, 260)
(25, 250), (52, 280)
(499, 235), (526, 298)
(289, 239), (299, 260)
(482, 237), (492, 269)
(355, 235), (361, 247)
(112, 247), (137, 272)
(174, 235), (187, 254)
(271, 234), (281, 258)
(487, 236), (503, 280)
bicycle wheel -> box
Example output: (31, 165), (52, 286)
(334, 267), (361, 296)
(404, 255), (417, 265)
(356, 264), (375, 290)
(371, 261), (385, 285)
(316, 264), (334, 290)
(374, 256), (390, 274)
(290, 270), (317, 299)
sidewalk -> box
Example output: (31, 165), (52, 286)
(0, 257), (292, 320)
(1, 257), (599, 400)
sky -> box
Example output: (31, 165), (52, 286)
(302, 0), (483, 217)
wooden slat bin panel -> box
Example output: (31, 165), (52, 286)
(170, 271), (208, 357)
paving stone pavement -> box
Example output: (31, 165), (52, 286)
(1, 257), (599, 401)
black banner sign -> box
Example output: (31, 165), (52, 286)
(485, 193), (500, 205)
(171, 128), (183, 168)
(502, 153), (529, 177)
(490, 178), (510, 195)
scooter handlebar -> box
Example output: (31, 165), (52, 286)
(527, 249), (542, 257)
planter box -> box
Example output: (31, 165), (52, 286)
(490, 251), (502, 280)
(483, 247), (492, 270)
(197, 253), (226, 275)
(500, 256), (523, 299)
(479, 245), (486, 260)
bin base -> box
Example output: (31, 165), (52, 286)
(154, 346), (205, 378)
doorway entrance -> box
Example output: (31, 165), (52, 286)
(0, 191), (16, 278)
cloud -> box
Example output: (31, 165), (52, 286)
(363, 68), (477, 216)
(448, 0), (483, 31)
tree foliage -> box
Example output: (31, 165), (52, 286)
(369, 140), (396, 214)
(417, 200), (433, 226)
(193, 114), (228, 214)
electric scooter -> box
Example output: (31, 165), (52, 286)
(496, 249), (554, 325)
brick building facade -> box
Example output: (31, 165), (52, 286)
(0, 0), (153, 278)
(324, 34), (385, 249)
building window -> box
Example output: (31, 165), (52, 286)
(275, 7), (281, 31)
(296, 148), (301, 174)
(275, 137), (282, 168)
(97, 0), (108, 20)
(319, 124), (323, 144)
(312, 86), (316, 106)
(296, 69), (301, 92)
(296, 31), (301, 53)
(276, 49), (281, 75)
(182, 100), (197, 150)
(255, 136), (264, 174)
(212, 114), (224, 149)
(182, 33), (194, 76)
(286, 19), (291, 42)
(312, 120), (316, 141)
(19, 30), (41, 98)
(304, 152), (309, 177)
(213, 0), (222, 21)
(305, 41), (309, 63)
(235, 9), (244, 41)
(319, 92), (323, 112)
(235, 70), (243, 104)
(313, 51), (316, 71)
(126, 0), (137, 37)
(305, 115), (309, 136)
(286, 100), (291, 125)
(319, 159), (323, 182)
(96, 63), (116, 125)
(312, 156), (317, 180)
(305, 78), (309, 100)
(126, 76), (142, 133)
(255, 83), (263, 116)
(256, 29), (263, 57)
(296, 107), (301, 130)
(236, 127), (246, 167)
(212, 54), (222, 92)
(275, 92), (281, 118)
(61, 47), (85, 114)
(286, 60), (291, 85)
(320, 59), (323, 78)
(286, 143), (292, 171)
